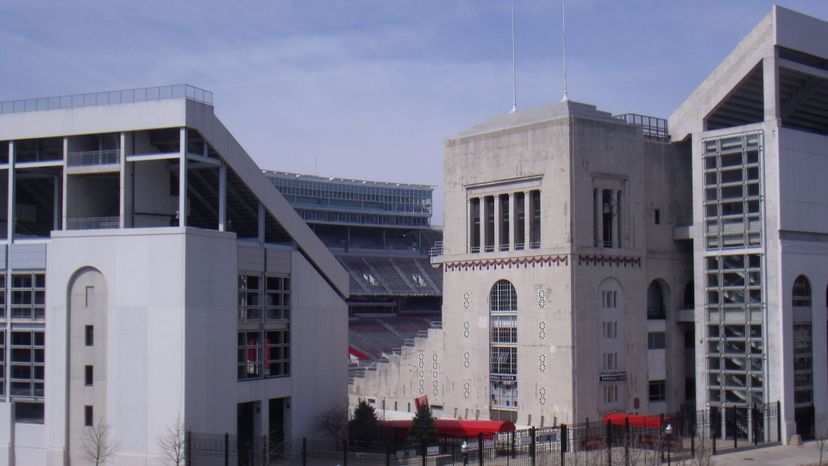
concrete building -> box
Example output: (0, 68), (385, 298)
(350, 5), (828, 444)
(0, 85), (349, 465)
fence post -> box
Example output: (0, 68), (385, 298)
(511, 429), (516, 458)
(777, 401), (782, 443)
(530, 426), (536, 466)
(422, 441), (427, 466)
(225, 433), (230, 466)
(185, 430), (192, 466)
(478, 432), (484, 466)
(560, 424), (567, 466)
(711, 427), (717, 454)
(262, 433), (268, 466)
(752, 406), (759, 446)
(386, 441), (391, 466)
(303, 437), (307, 466)
(659, 414), (665, 463)
(732, 409), (738, 450)
(624, 417), (629, 466)
(343, 438), (348, 466)
(606, 421), (612, 466)
(690, 431), (695, 457)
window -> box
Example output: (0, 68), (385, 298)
(10, 330), (44, 398)
(490, 280), (517, 312)
(602, 352), (618, 371)
(15, 402), (44, 424)
(602, 321), (617, 339)
(85, 365), (93, 386)
(530, 190), (541, 248)
(266, 276), (290, 321)
(649, 380), (666, 402)
(499, 194), (510, 251)
(489, 280), (517, 410)
(603, 385), (618, 404)
(602, 290), (617, 309)
(237, 331), (262, 379)
(238, 275), (262, 321)
(515, 193), (525, 250)
(0, 275), (5, 318)
(85, 405), (93, 427)
(265, 329), (290, 377)
(0, 331), (4, 396)
(484, 196), (495, 252)
(648, 332), (666, 350)
(470, 197), (481, 253)
(647, 281), (666, 320)
(792, 275), (812, 307)
(85, 326), (94, 346)
(654, 209), (661, 225)
(10, 273), (45, 320)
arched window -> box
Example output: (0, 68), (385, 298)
(647, 280), (667, 319)
(489, 280), (517, 415)
(490, 280), (517, 312)
(792, 275), (812, 307)
(683, 280), (695, 309)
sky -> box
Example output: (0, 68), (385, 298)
(3, 0), (828, 224)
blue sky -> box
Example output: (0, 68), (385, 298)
(3, 0), (828, 223)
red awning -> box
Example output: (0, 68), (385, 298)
(348, 346), (370, 360)
(379, 419), (516, 438)
(603, 414), (671, 428)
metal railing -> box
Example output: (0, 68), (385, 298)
(67, 150), (120, 167)
(429, 240), (443, 258)
(0, 84), (213, 115)
(648, 306), (667, 320)
(614, 113), (670, 142)
(66, 216), (120, 230)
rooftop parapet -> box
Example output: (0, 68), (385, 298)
(0, 84), (212, 115)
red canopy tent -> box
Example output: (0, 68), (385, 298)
(379, 419), (515, 439)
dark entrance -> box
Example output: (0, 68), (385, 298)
(237, 401), (257, 466)
(795, 406), (815, 439)
(269, 398), (286, 451)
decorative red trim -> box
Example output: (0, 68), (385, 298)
(577, 254), (641, 268)
(442, 255), (569, 272)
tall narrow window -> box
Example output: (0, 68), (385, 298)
(602, 190), (613, 248)
(484, 196), (495, 252)
(85, 326), (94, 346)
(530, 190), (541, 249)
(616, 191), (622, 247)
(489, 280), (518, 414)
(84, 365), (93, 386)
(470, 198), (481, 253)
(514, 193), (525, 250)
(84, 405), (93, 427)
(499, 194), (510, 251)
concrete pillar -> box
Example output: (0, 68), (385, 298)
(258, 203), (266, 245)
(508, 193), (515, 251)
(62, 137), (68, 230)
(178, 128), (188, 228)
(493, 194), (501, 252)
(812, 304), (828, 435)
(612, 190), (620, 248)
(479, 197), (485, 252)
(594, 188), (602, 247)
(7, 142), (14, 242)
(524, 191), (531, 248)
(118, 132), (130, 228)
(763, 46), (779, 121)
(218, 163), (227, 232)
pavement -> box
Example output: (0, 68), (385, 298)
(712, 441), (827, 465)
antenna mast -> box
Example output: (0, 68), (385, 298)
(510, 0), (518, 113)
(562, 0), (569, 101)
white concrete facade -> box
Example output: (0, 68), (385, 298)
(0, 87), (349, 465)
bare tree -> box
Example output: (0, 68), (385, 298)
(158, 417), (187, 466)
(314, 404), (349, 441)
(816, 426), (827, 466)
(82, 420), (118, 466)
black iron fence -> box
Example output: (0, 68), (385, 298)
(186, 402), (781, 465)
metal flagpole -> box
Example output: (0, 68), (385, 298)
(510, 0), (518, 113)
(562, 0), (569, 101)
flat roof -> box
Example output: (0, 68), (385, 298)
(264, 170), (435, 191)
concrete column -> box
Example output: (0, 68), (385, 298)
(62, 137), (68, 230)
(178, 128), (188, 228)
(218, 163), (227, 232)
(493, 194), (501, 252)
(508, 193), (515, 251)
(764, 46), (779, 121)
(478, 197), (485, 252)
(612, 190), (620, 248)
(523, 191), (531, 248)
(118, 132), (129, 228)
(258, 203), (265, 245)
(812, 304), (828, 434)
(7, 142), (14, 243)
(594, 188), (602, 247)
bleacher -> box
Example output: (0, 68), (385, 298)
(349, 316), (438, 361)
(336, 254), (441, 297)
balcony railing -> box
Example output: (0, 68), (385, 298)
(429, 241), (443, 258)
(0, 84), (213, 115)
(647, 306), (667, 320)
(66, 216), (120, 230)
(67, 150), (120, 167)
